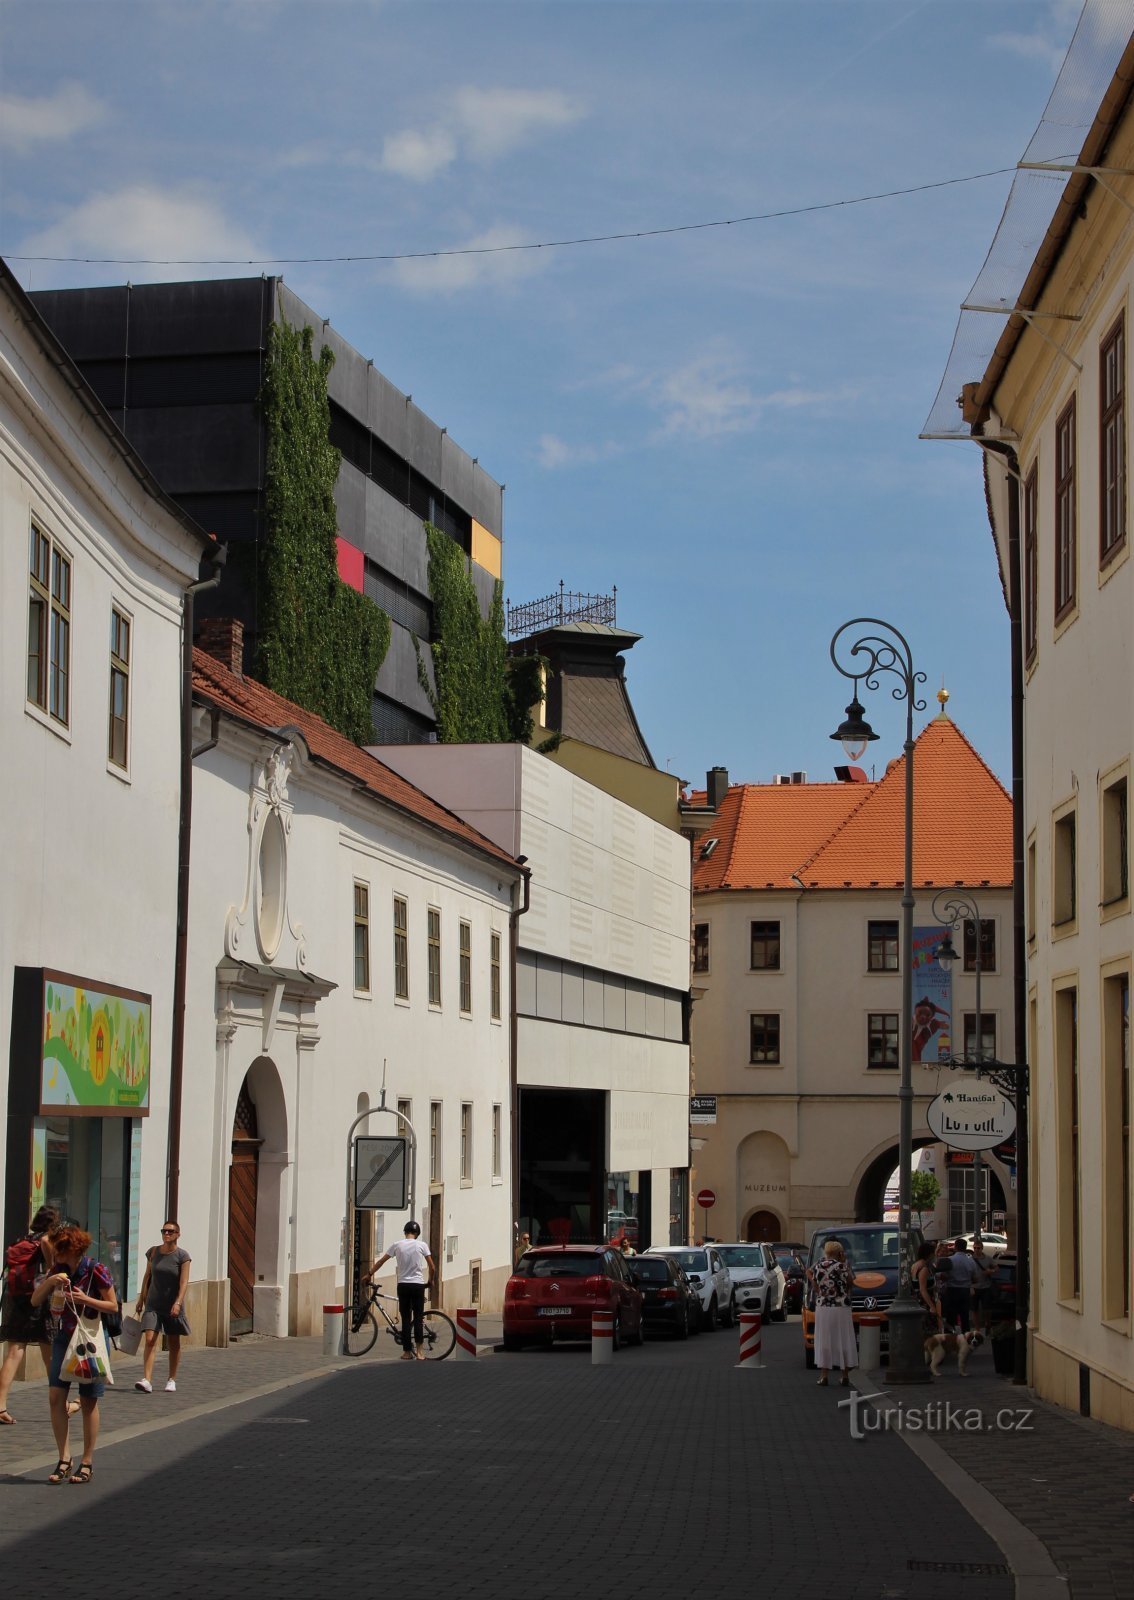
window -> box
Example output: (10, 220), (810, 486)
(492, 1103), (502, 1179)
(353, 883), (370, 993)
(397, 1097), (412, 1135)
(868, 1013), (900, 1068)
(460, 1103), (472, 1184)
(1102, 776), (1129, 906)
(27, 524), (71, 726)
(693, 922), (710, 974)
(1026, 834), (1037, 944)
(749, 1013), (780, 1064)
(108, 608), (131, 769)
(1100, 313), (1126, 564)
(749, 920), (780, 970)
(1053, 809), (1077, 926)
(868, 920), (899, 971)
(1024, 463), (1038, 664)
(430, 1101), (441, 1184)
(1101, 972), (1130, 1322)
(963, 919), (996, 973)
(1055, 397), (1077, 621)
(393, 896), (409, 999)
(962, 1014), (997, 1064)
(1055, 986), (1080, 1299)
(490, 930), (501, 1020)
(459, 920), (472, 1014)
(427, 907), (441, 1006)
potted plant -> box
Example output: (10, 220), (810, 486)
(989, 1319), (1016, 1375)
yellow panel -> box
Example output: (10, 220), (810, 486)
(471, 519), (502, 579)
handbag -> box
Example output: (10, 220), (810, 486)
(61, 1271), (114, 1386)
(117, 1313), (143, 1356)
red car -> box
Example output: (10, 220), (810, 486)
(503, 1244), (644, 1351)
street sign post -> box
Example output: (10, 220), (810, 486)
(696, 1187), (716, 1240)
(926, 1077), (1016, 1152)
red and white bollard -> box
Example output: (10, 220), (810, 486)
(454, 1307), (478, 1361)
(591, 1307), (614, 1365)
(737, 1311), (764, 1369)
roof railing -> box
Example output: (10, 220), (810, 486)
(505, 580), (616, 639)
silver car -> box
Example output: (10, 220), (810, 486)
(641, 1245), (734, 1328)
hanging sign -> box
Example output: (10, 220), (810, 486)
(927, 1077), (1016, 1152)
(912, 929), (952, 1063)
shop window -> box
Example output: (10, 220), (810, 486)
(393, 895), (409, 999)
(606, 1171), (643, 1247)
(427, 907), (441, 1006)
(749, 1012), (780, 1064)
(28, 523), (71, 726)
(868, 1012), (899, 1068)
(750, 920), (780, 971)
(1055, 397), (1077, 621)
(868, 920), (899, 971)
(108, 607), (131, 769)
(1100, 313), (1126, 565)
(353, 882), (370, 993)
(36, 1115), (133, 1295)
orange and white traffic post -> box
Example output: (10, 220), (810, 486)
(591, 1307), (614, 1365)
(737, 1311), (764, 1369)
(455, 1307), (478, 1360)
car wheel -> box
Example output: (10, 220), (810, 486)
(676, 1307), (689, 1340)
(773, 1294), (787, 1323)
(688, 1303), (700, 1334)
(632, 1310), (645, 1346)
(720, 1293), (736, 1328)
(703, 1296), (717, 1332)
(502, 1333), (523, 1352)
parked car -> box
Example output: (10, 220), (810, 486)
(503, 1244), (644, 1351)
(642, 1245), (733, 1328)
(629, 1253), (701, 1338)
(713, 1242), (786, 1321)
(801, 1222), (924, 1368)
(981, 1250), (1017, 1320)
(957, 1231), (1009, 1259)
(606, 1209), (640, 1245)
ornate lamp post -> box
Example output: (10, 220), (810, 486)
(830, 618), (930, 1384)
(933, 890), (987, 1241)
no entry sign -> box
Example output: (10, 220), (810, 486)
(696, 1188), (716, 1210)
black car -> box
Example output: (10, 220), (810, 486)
(630, 1254), (701, 1338)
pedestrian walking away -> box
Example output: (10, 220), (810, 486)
(0, 1204), (61, 1426)
(134, 1220), (191, 1393)
(807, 1238), (857, 1385)
(30, 1225), (118, 1484)
(969, 1238), (992, 1331)
(371, 1220), (436, 1361)
(942, 1237), (980, 1332)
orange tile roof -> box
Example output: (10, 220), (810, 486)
(192, 649), (520, 871)
(693, 718), (1011, 893)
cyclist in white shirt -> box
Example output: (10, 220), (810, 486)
(371, 1221), (436, 1361)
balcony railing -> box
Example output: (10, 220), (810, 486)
(505, 580), (617, 639)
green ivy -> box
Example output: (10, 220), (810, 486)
(416, 523), (541, 743)
(256, 310), (390, 743)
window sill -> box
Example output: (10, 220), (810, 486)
(1053, 601), (1079, 640)
(460, 1178), (473, 1190)
(1056, 1295), (1083, 1315)
(867, 1064), (899, 1071)
(353, 989), (373, 1002)
(106, 759), (132, 786)
(491, 1175), (504, 1186)
(1099, 538), (1128, 583)
(1100, 1313), (1131, 1337)
(1100, 896), (1129, 924)
(1051, 918), (1079, 941)
(394, 995), (411, 1009)
(25, 701), (71, 745)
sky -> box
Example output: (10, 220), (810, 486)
(0, 0), (1104, 790)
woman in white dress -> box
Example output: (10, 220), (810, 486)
(808, 1239), (857, 1386)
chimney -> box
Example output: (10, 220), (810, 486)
(706, 765), (729, 810)
(197, 617), (244, 677)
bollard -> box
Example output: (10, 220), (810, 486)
(591, 1307), (614, 1365)
(737, 1311), (763, 1369)
(323, 1303), (344, 1358)
(857, 1314), (882, 1371)
(455, 1307), (478, 1361)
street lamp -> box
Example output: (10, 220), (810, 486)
(830, 618), (929, 1385)
(933, 889), (987, 1244)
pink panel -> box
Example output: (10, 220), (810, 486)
(336, 537), (364, 593)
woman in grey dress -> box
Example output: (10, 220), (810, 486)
(133, 1220), (190, 1393)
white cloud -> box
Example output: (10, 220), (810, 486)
(989, 0), (1082, 73)
(389, 224), (549, 293)
(18, 185), (265, 274)
(536, 433), (623, 470)
(382, 85), (584, 181)
(0, 82), (108, 151)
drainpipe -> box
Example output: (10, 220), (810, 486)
(509, 856), (531, 1256)
(167, 546), (228, 1219)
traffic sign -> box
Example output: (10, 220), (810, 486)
(927, 1078), (1016, 1152)
(354, 1135), (408, 1210)
(696, 1188), (716, 1210)
(690, 1095), (717, 1125)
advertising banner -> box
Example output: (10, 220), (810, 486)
(911, 928), (952, 1064)
(40, 971), (151, 1114)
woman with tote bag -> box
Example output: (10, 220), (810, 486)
(31, 1226), (117, 1484)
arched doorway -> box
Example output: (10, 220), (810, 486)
(745, 1209), (782, 1243)
(228, 1078), (261, 1336)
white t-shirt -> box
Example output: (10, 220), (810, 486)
(387, 1238), (431, 1285)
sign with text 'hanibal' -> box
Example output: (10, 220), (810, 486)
(927, 1078), (1016, 1152)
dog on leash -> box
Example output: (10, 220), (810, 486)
(924, 1329), (985, 1376)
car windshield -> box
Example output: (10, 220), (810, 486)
(811, 1229), (902, 1269)
(513, 1253), (597, 1279)
(658, 1250), (707, 1272)
(716, 1247), (764, 1268)
(631, 1258), (670, 1282)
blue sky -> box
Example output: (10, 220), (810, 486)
(1, 0), (1094, 789)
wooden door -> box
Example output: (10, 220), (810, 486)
(745, 1209), (780, 1243)
(228, 1081), (261, 1336)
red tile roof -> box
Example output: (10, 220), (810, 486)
(192, 649), (520, 871)
(693, 719), (1011, 893)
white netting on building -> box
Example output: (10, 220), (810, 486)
(923, 0), (1134, 438)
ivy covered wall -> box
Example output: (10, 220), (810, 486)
(256, 312), (390, 743)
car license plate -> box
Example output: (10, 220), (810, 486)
(537, 1306), (572, 1316)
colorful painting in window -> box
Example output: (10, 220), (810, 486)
(40, 972), (150, 1114)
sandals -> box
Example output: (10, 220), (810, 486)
(70, 1462), (93, 1485)
(66, 1399), (82, 1416)
(48, 1457), (73, 1485)
(0, 1410), (15, 1425)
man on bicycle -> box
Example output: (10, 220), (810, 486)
(371, 1220), (436, 1361)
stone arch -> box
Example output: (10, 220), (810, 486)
(852, 1134), (942, 1224)
(736, 1130), (791, 1242)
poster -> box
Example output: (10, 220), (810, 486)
(911, 928), (952, 1064)
(40, 971), (151, 1114)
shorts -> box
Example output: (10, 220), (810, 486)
(48, 1330), (105, 1402)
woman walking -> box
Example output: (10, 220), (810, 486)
(134, 1221), (191, 1393)
(0, 1205), (59, 1425)
(31, 1225), (117, 1484)
(913, 1240), (942, 1333)
(808, 1238), (857, 1386)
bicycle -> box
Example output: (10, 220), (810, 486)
(343, 1282), (456, 1360)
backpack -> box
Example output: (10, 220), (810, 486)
(4, 1235), (43, 1297)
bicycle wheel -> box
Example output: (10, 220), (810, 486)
(421, 1309), (456, 1360)
(342, 1302), (379, 1357)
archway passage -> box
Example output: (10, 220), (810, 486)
(745, 1209), (782, 1243)
(228, 1078), (261, 1336)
